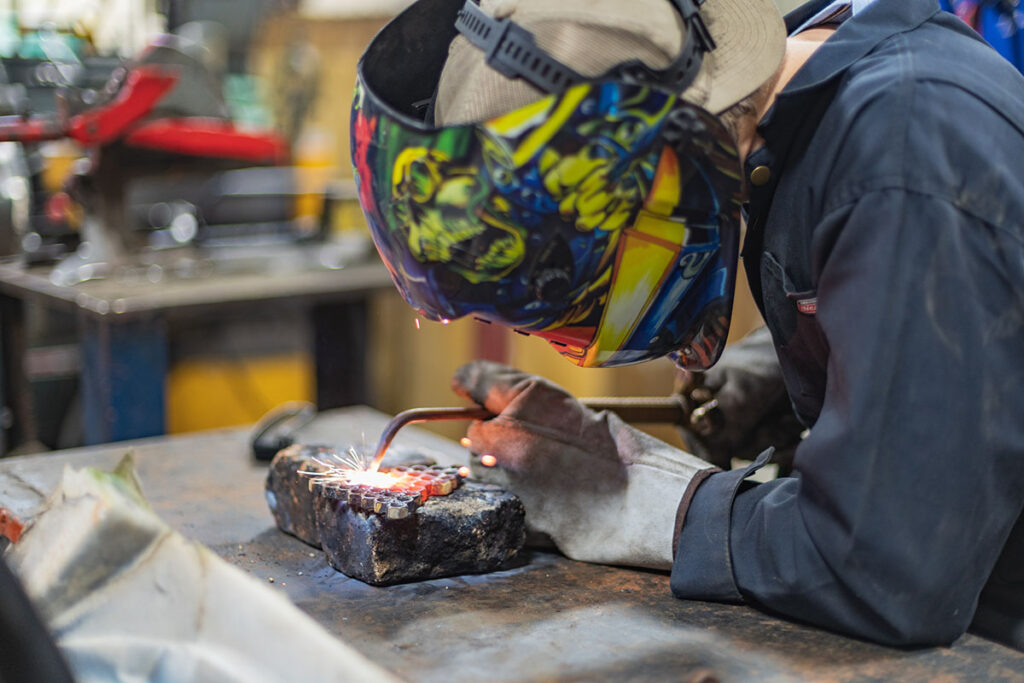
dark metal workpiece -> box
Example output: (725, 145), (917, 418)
(265, 444), (330, 546)
(316, 482), (526, 585)
(370, 396), (687, 470)
(271, 445), (476, 520)
(322, 482), (345, 500)
(266, 444), (524, 584)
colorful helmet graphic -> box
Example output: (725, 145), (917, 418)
(351, 0), (743, 369)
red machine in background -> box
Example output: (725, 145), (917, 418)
(0, 31), (292, 285)
(0, 24), (374, 458)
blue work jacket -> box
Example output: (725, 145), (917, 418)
(672, 0), (1024, 648)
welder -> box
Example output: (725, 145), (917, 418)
(350, 0), (1024, 649)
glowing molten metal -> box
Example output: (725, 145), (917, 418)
(342, 470), (401, 489)
(299, 448), (467, 519)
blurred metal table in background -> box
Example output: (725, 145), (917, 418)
(1, 407), (1022, 682)
(0, 250), (393, 455)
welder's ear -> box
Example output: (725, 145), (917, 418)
(451, 361), (533, 411)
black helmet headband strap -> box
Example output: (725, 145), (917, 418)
(454, 0), (716, 95)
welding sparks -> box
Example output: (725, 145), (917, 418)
(300, 457), (468, 517)
(299, 446), (397, 488)
(415, 318), (421, 330)
(480, 454), (497, 467)
(302, 458), (399, 489)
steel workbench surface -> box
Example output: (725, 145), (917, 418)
(1, 407), (1022, 681)
(0, 254), (393, 452)
(0, 256), (393, 319)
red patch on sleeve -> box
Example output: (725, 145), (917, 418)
(797, 298), (818, 315)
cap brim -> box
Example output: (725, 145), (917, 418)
(435, 0), (787, 124)
(691, 0), (787, 114)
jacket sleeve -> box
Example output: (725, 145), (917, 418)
(670, 187), (1024, 646)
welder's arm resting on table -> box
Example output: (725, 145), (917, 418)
(671, 187), (1024, 647)
(452, 362), (718, 571)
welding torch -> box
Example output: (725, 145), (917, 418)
(370, 396), (694, 471)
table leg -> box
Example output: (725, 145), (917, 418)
(0, 294), (38, 456)
(312, 299), (369, 410)
(79, 315), (168, 445)
(0, 295), (9, 457)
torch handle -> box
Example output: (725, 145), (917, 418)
(369, 397), (687, 471)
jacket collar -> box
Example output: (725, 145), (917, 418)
(786, 0), (939, 94)
(760, 0), (942, 138)
(739, 0), (943, 305)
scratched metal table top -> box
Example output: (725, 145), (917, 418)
(2, 407), (1022, 682)
(0, 253), (392, 319)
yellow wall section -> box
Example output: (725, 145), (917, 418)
(166, 353), (314, 433)
(365, 289), (694, 448)
(368, 290), (478, 442)
(509, 333), (689, 449)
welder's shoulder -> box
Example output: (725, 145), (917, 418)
(824, 19), (1024, 229)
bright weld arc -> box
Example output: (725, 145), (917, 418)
(302, 455), (401, 489)
(298, 447), (470, 504)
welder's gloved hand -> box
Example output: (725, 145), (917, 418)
(452, 361), (717, 571)
(675, 326), (805, 473)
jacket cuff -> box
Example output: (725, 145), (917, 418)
(670, 448), (774, 603)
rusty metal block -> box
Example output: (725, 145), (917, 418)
(314, 481), (525, 586)
(265, 444), (330, 547)
(266, 445), (526, 585)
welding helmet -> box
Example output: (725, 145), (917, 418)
(351, 0), (782, 369)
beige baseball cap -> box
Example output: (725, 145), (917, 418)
(435, 0), (786, 125)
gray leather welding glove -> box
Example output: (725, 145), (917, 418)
(452, 361), (717, 570)
(675, 326), (804, 473)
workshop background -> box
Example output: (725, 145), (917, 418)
(0, 0), (1017, 456)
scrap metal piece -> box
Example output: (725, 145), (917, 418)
(321, 482), (346, 500)
(315, 482), (526, 585)
(386, 501), (411, 520)
(265, 444), (330, 547)
(268, 448), (526, 585)
(430, 478), (455, 497)
(269, 448), (470, 549)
